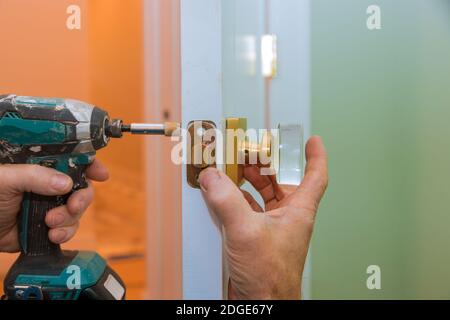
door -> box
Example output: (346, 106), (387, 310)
(181, 0), (311, 299)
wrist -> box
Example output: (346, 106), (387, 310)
(228, 278), (302, 300)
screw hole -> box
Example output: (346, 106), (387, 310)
(197, 127), (206, 136)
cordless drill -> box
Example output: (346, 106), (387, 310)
(0, 94), (179, 300)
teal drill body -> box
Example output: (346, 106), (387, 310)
(0, 94), (126, 300)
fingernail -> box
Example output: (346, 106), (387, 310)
(199, 168), (221, 191)
(51, 174), (71, 191)
(52, 229), (67, 243)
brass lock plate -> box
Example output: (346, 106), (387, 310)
(224, 118), (247, 187)
(186, 120), (217, 189)
(186, 118), (254, 188)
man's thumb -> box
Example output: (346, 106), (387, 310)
(199, 168), (251, 229)
(0, 164), (73, 196)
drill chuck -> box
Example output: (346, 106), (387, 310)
(105, 119), (124, 138)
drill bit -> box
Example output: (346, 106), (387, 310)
(126, 123), (180, 136)
(106, 119), (180, 138)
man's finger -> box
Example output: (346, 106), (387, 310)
(46, 205), (77, 228)
(241, 190), (264, 212)
(243, 165), (284, 205)
(66, 181), (94, 218)
(288, 136), (328, 212)
(46, 181), (94, 229)
(0, 164), (73, 196)
(199, 167), (252, 229)
(48, 222), (79, 244)
(86, 159), (109, 182)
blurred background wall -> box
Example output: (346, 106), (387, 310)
(0, 0), (93, 295)
(311, 0), (450, 299)
(0, 0), (181, 299)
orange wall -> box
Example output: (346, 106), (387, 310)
(0, 0), (89, 98)
(0, 0), (93, 290)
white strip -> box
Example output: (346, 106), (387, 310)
(181, 0), (224, 299)
(103, 274), (125, 300)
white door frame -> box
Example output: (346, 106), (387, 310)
(181, 0), (224, 299)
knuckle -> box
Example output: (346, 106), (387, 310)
(70, 222), (80, 236)
(65, 224), (79, 241)
(68, 200), (83, 216)
(320, 175), (329, 191)
(24, 165), (53, 187)
(24, 164), (43, 178)
(0, 166), (10, 188)
(85, 186), (95, 202)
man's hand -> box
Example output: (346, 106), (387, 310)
(0, 159), (109, 253)
(199, 136), (328, 300)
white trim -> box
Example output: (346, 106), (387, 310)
(181, 0), (224, 299)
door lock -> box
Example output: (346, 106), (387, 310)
(186, 118), (303, 188)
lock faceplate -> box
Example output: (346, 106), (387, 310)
(186, 120), (217, 189)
